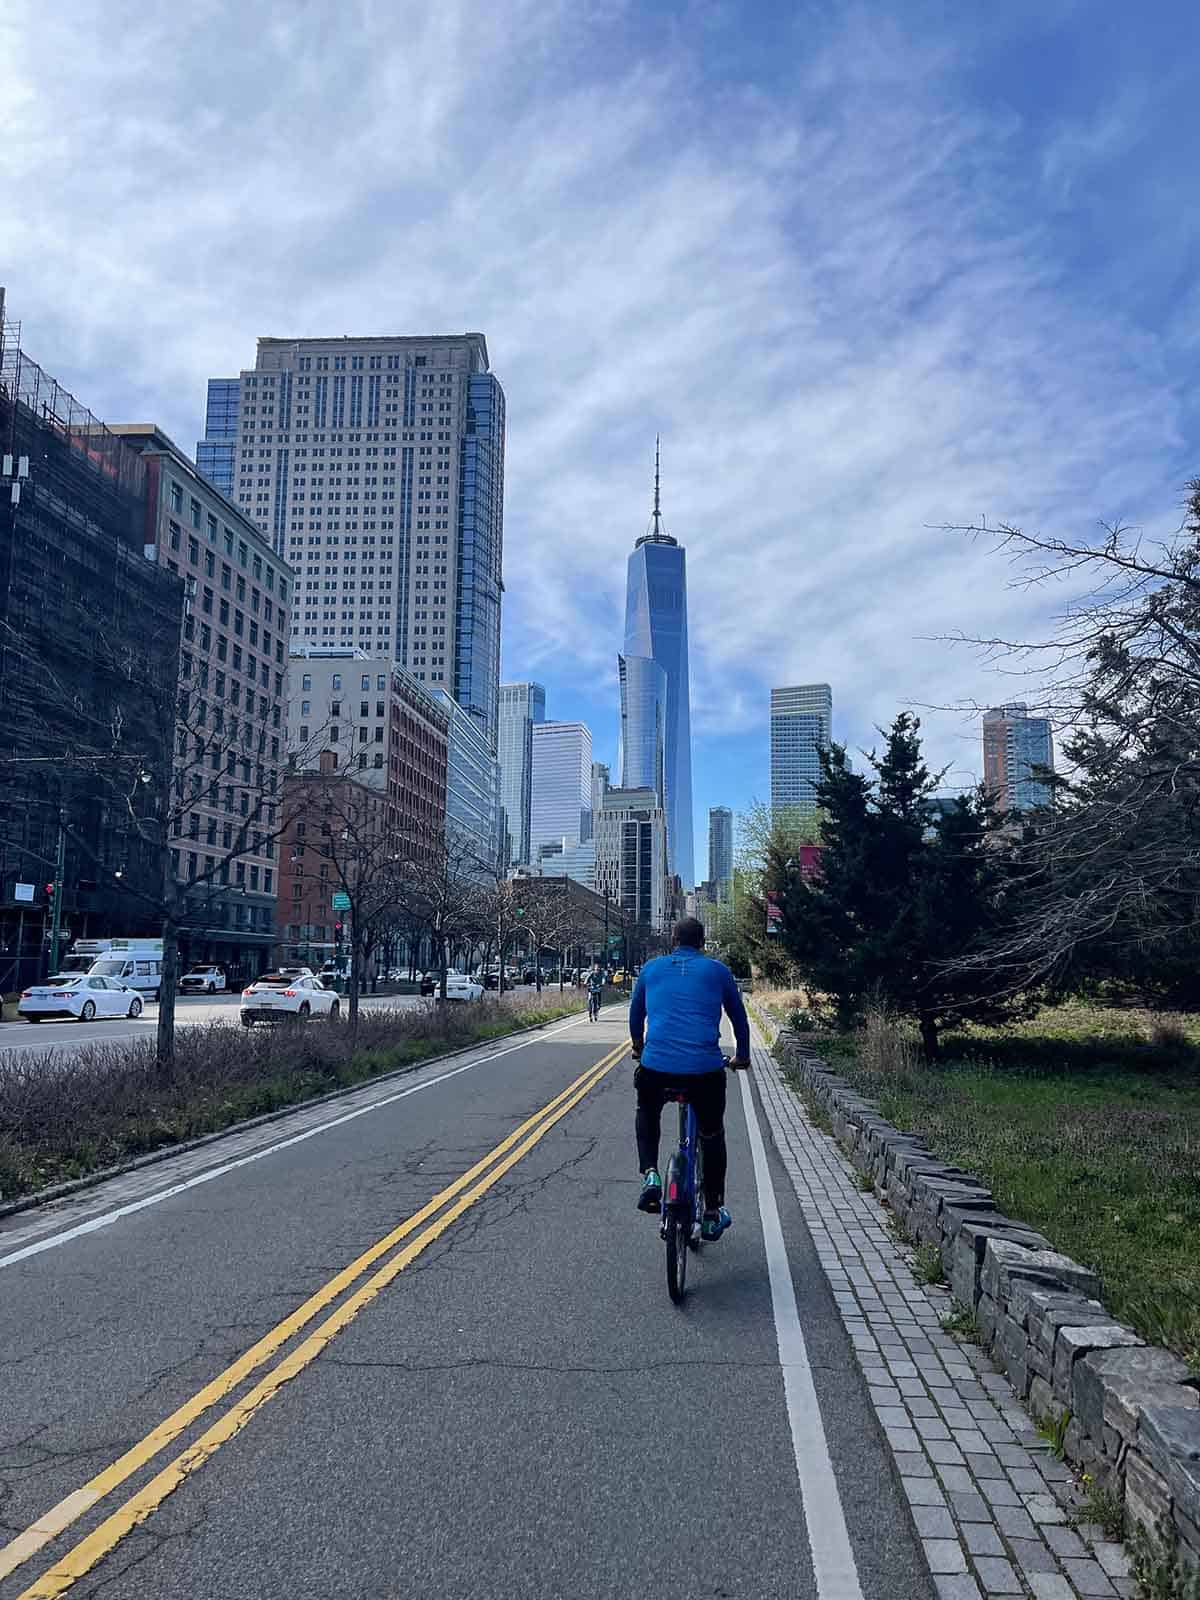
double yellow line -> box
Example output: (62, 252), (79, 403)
(3, 1041), (626, 1599)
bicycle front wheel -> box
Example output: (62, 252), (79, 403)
(666, 1214), (689, 1303)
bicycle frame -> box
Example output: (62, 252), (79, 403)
(662, 1096), (701, 1231)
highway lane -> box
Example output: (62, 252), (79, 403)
(0, 1010), (932, 1599)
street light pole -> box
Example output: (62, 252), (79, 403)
(48, 813), (66, 974)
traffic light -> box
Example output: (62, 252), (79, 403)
(334, 920), (344, 940)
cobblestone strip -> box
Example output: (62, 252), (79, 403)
(748, 1019), (1133, 1600)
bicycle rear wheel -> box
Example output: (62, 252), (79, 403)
(688, 1142), (705, 1251)
(666, 1213), (689, 1303)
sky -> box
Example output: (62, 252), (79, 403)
(2, 0), (1199, 876)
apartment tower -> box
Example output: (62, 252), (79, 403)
(982, 704), (1054, 812)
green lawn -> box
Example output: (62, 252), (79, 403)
(809, 1004), (1200, 1369)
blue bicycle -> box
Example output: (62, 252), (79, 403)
(660, 1057), (735, 1304)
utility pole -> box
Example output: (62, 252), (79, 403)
(48, 813), (66, 974)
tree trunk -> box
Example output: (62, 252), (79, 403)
(347, 934), (361, 1041)
(919, 1013), (939, 1061)
(156, 915), (180, 1072)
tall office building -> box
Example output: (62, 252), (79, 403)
(595, 786), (669, 933)
(618, 653), (666, 801)
(529, 721), (593, 860)
(708, 806), (733, 895)
(771, 684), (833, 814)
(622, 441), (694, 886)
(498, 681), (545, 867)
(195, 378), (240, 494)
(214, 331), (505, 747)
(983, 704), (1054, 812)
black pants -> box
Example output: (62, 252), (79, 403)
(635, 1064), (727, 1209)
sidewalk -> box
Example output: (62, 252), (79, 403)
(749, 1015), (1134, 1600)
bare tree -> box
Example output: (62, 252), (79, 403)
(937, 485), (1200, 996)
(0, 603), (310, 1066)
(287, 771), (408, 1040)
(511, 878), (578, 993)
(395, 827), (488, 1002)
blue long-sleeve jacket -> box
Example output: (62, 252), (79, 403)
(628, 948), (751, 1074)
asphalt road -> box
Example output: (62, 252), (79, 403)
(0, 1010), (933, 1599)
(0, 990), (428, 1058)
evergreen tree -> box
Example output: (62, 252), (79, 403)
(772, 714), (1017, 1057)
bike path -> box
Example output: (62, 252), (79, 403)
(0, 1011), (932, 1599)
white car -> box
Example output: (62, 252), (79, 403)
(442, 973), (484, 1002)
(19, 975), (145, 1023)
(240, 971), (340, 1026)
(179, 966), (228, 994)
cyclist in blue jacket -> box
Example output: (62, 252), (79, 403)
(628, 917), (751, 1241)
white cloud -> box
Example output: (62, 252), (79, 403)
(0, 0), (1186, 804)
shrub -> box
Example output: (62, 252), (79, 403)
(858, 1008), (920, 1076)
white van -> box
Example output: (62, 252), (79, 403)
(86, 939), (164, 1001)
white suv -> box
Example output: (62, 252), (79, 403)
(240, 971), (340, 1027)
(179, 966), (227, 994)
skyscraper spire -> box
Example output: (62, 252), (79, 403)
(637, 434), (677, 548)
(652, 433), (662, 538)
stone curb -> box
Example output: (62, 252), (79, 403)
(772, 1022), (1200, 1579)
(0, 1007), (584, 1221)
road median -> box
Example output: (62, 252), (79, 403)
(0, 995), (584, 1209)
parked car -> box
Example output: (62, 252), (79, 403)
(442, 973), (484, 1002)
(419, 971), (438, 997)
(19, 975), (145, 1023)
(179, 966), (227, 994)
(240, 972), (340, 1026)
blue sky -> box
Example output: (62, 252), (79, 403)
(2, 0), (1198, 876)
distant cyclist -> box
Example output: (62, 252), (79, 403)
(628, 917), (751, 1241)
(586, 960), (605, 1022)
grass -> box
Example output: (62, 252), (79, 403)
(0, 996), (584, 1203)
(1036, 1406), (1072, 1460)
(807, 1002), (1200, 1364)
(912, 1242), (948, 1286)
(1073, 1473), (1125, 1543)
(942, 1301), (985, 1343)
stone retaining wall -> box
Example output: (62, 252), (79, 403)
(777, 1029), (1200, 1573)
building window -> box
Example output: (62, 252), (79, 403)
(190, 497), (202, 529)
(302, 674), (312, 691)
(331, 673), (341, 690)
(170, 482), (183, 513)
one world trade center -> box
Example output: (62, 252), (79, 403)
(619, 441), (695, 887)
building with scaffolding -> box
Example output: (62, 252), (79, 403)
(0, 294), (184, 990)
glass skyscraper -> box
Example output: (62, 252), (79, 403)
(498, 681), (545, 867)
(618, 653), (666, 802)
(771, 684), (833, 814)
(529, 721), (593, 861)
(621, 447), (694, 886)
(433, 689), (502, 873)
(195, 377), (239, 494)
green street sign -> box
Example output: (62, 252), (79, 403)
(331, 891), (351, 911)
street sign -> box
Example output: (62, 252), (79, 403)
(14, 883), (34, 903)
(331, 891), (351, 910)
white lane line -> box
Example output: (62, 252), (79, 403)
(738, 1067), (866, 1600)
(0, 1015), (591, 1272)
